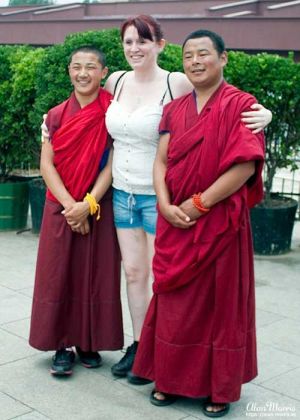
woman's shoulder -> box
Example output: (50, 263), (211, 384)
(167, 72), (193, 99)
(104, 70), (129, 94)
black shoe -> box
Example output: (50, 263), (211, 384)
(111, 343), (137, 377)
(50, 349), (75, 376)
(127, 370), (153, 385)
(76, 347), (102, 368)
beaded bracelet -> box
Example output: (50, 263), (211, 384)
(84, 193), (101, 220)
(192, 193), (210, 213)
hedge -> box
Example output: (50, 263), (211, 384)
(0, 28), (299, 191)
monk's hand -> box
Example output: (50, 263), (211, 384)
(241, 103), (272, 134)
(62, 201), (90, 225)
(160, 204), (196, 229)
(79, 219), (90, 235)
(70, 219), (90, 235)
(179, 198), (203, 221)
(41, 114), (50, 143)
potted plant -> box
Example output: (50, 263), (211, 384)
(225, 51), (300, 255)
(0, 45), (45, 231)
(249, 56), (300, 254)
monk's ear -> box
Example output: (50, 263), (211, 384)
(220, 51), (228, 68)
(101, 66), (108, 79)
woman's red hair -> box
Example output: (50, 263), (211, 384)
(121, 15), (164, 42)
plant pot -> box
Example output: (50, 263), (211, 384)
(29, 177), (46, 233)
(0, 179), (29, 231)
(250, 195), (298, 255)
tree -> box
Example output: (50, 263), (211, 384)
(9, 0), (53, 6)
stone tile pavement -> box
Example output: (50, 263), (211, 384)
(0, 222), (300, 420)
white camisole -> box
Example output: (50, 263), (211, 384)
(105, 73), (170, 195)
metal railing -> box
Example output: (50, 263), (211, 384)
(270, 159), (300, 219)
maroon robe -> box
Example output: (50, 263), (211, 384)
(132, 82), (265, 402)
(29, 90), (123, 352)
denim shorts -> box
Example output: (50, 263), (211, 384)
(112, 188), (157, 235)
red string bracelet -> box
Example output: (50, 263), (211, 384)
(192, 193), (210, 213)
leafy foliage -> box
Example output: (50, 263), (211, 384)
(1, 28), (299, 196)
(225, 51), (300, 202)
(0, 46), (45, 180)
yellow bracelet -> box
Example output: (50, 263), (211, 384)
(84, 193), (100, 221)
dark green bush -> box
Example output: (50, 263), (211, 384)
(0, 46), (45, 180)
(225, 51), (300, 201)
(1, 28), (299, 196)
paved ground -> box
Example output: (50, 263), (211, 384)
(0, 222), (300, 420)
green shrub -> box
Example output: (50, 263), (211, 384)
(225, 51), (300, 201)
(0, 46), (15, 179)
(0, 46), (45, 180)
(0, 46), (45, 179)
(159, 43), (183, 72)
(1, 28), (300, 194)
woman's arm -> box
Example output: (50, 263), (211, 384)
(241, 103), (272, 133)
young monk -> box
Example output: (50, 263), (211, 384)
(132, 30), (265, 417)
(29, 46), (123, 376)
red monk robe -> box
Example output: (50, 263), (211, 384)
(29, 89), (123, 352)
(132, 82), (265, 403)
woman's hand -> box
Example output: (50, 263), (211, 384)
(41, 114), (50, 142)
(241, 103), (272, 134)
(160, 203), (196, 229)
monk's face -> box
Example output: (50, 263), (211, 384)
(68, 52), (108, 98)
(183, 37), (227, 89)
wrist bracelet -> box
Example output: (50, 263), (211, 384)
(84, 193), (101, 220)
(192, 193), (210, 213)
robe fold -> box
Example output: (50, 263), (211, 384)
(46, 89), (111, 202)
(29, 89), (123, 352)
(132, 82), (265, 402)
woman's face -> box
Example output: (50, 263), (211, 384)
(122, 25), (163, 70)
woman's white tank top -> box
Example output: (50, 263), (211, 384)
(105, 73), (170, 195)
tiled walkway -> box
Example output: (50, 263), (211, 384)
(0, 223), (299, 420)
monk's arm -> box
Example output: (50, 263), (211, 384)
(179, 161), (255, 219)
(154, 133), (196, 229)
(40, 140), (75, 210)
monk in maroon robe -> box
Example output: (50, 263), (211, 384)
(29, 46), (123, 376)
(132, 30), (265, 417)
